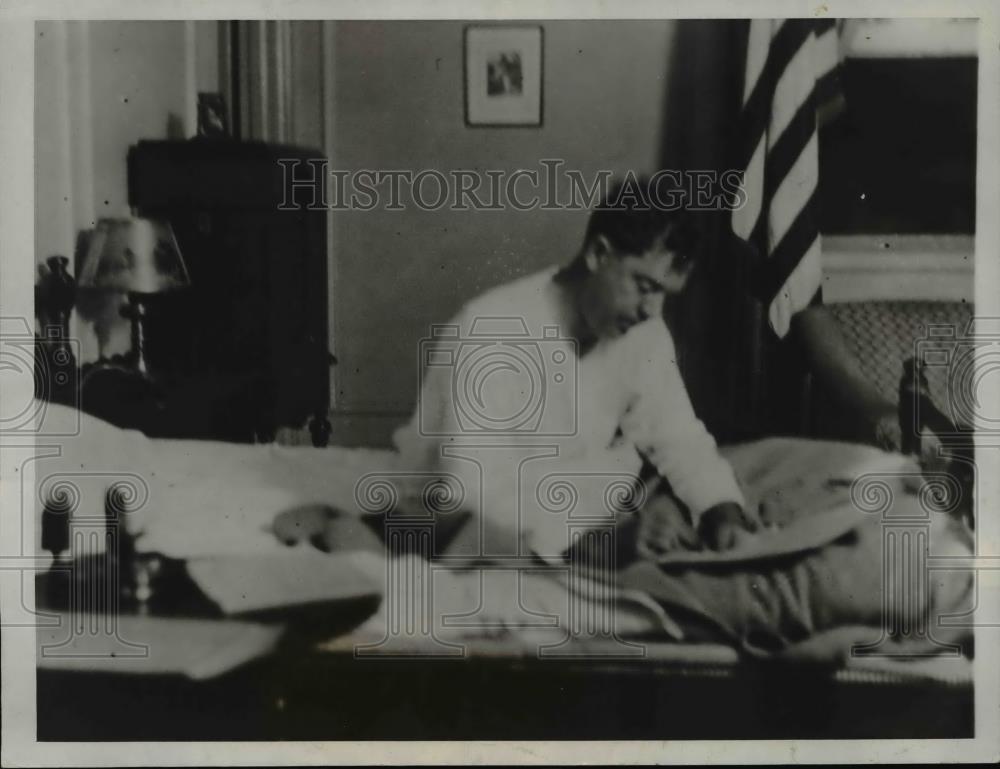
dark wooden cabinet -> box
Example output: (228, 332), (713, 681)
(127, 139), (332, 444)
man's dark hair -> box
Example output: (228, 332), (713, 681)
(557, 175), (701, 283)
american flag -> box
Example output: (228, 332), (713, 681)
(732, 18), (843, 338)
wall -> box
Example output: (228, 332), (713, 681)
(328, 20), (675, 443)
(33, 20), (675, 444)
(35, 21), (218, 358)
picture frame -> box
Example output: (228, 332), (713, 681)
(464, 25), (543, 127)
(197, 92), (230, 138)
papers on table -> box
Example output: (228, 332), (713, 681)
(37, 614), (283, 680)
(185, 547), (384, 615)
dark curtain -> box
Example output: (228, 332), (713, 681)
(660, 20), (766, 443)
(660, 20), (815, 443)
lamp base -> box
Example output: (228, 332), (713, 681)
(119, 292), (155, 377)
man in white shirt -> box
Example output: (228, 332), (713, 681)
(392, 179), (756, 560)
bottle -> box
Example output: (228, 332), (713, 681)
(41, 496), (71, 608)
(105, 484), (137, 610)
(35, 255), (78, 404)
(898, 357), (921, 457)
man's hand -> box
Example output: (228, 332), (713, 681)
(636, 492), (701, 559)
(697, 502), (757, 551)
(872, 409), (903, 453)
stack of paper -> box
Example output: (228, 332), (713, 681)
(185, 548), (385, 615)
(37, 615), (284, 680)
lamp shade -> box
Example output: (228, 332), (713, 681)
(77, 217), (189, 293)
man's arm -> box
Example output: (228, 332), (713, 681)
(791, 304), (902, 451)
(619, 320), (753, 549)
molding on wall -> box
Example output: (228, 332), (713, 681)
(821, 234), (974, 304)
(322, 20), (340, 412)
(218, 22), (235, 136)
(183, 21), (198, 138)
(233, 21), (298, 143)
(841, 19), (977, 58)
(45, 21), (77, 265)
(66, 22), (95, 235)
(278, 21), (293, 143)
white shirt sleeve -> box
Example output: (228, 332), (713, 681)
(617, 319), (745, 525)
(392, 307), (469, 470)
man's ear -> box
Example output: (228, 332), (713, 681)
(584, 234), (613, 273)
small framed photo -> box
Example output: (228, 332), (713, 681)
(197, 92), (230, 138)
(464, 25), (543, 127)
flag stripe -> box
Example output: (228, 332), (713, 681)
(764, 90), (817, 204)
(749, 199), (768, 258)
(742, 19), (775, 105)
(813, 18), (837, 35)
(769, 132), (819, 248)
(737, 20), (814, 168)
(768, 236), (823, 336)
(769, 31), (817, 141)
(814, 23), (840, 76)
(732, 135), (766, 240)
(759, 189), (820, 302)
(732, 18), (842, 338)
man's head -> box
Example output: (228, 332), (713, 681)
(558, 177), (701, 342)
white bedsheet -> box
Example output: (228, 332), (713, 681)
(31, 401), (932, 563)
(30, 402), (403, 558)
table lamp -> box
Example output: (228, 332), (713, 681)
(77, 217), (189, 376)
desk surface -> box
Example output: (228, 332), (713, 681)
(37, 646), (974, 741)
(33, 567), (975, 741)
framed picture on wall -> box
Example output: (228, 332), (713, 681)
(464, 25), (543, 127)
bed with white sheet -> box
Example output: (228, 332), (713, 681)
(32, 401), (976, 739)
